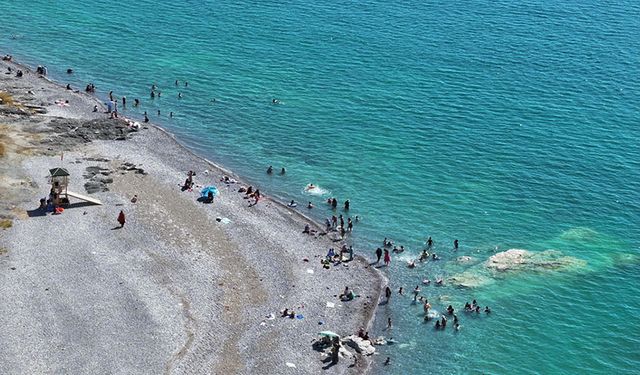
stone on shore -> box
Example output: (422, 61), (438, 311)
(342, 335), (376, 356)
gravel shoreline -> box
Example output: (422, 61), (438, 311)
(0, 57), (385, 374)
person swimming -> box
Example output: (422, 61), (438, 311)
(267, 166), (273, 174)
(454, 239), (459, 250)
(272, 98), (280, 104)
(280, 167), (286, 175)
(307, 201), (314, 209)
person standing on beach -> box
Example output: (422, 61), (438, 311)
(117, 210), (126, 228)
(384, 249), (391, 266)
(375, 247), (383, 263)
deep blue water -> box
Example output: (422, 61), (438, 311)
(2, 1), (639, 373)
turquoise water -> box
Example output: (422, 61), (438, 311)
(2, 1), (639, 373)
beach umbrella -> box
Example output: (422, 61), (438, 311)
(318, 331), (340, 338)
(200, 186), (219, 198)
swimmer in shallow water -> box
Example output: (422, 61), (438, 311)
(288, 200), (297, 207)
(307, 201), (314, 209)
(266, 166), (273, 174)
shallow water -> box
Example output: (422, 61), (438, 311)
(2, 1), (639, 373)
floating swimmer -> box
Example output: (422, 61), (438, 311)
(305, 183), (316, 191)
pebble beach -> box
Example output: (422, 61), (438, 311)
(0, 57), (384, 374)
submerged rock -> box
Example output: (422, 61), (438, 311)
(485, 249), (585, 272)
(560, 227), (599, 242)
(449, 271), (494, 288)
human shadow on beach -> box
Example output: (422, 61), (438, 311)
(196, 197), (214, 204)
(27, 208), (47, 218)
(110, 226), (123, 230)
(321, 357), (338, 370)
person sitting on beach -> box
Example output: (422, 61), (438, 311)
(16, 70), (23, 77)
(326, 248), (335, 260)
(245, 186), (253, 196)
(339, 287), (355, 301)
(206, 191), (214, 203)
(303, 224), (311, 234)
(144, 114), (149, 123)
(93, 105), (98, 112)
(66, 84), (72, 90)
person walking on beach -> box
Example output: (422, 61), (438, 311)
(375, 247), (383, 263)
(117, 210), (126, 228)
(384, 249), (391, 266)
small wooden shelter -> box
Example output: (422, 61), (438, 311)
(49, 167), (69, 205)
